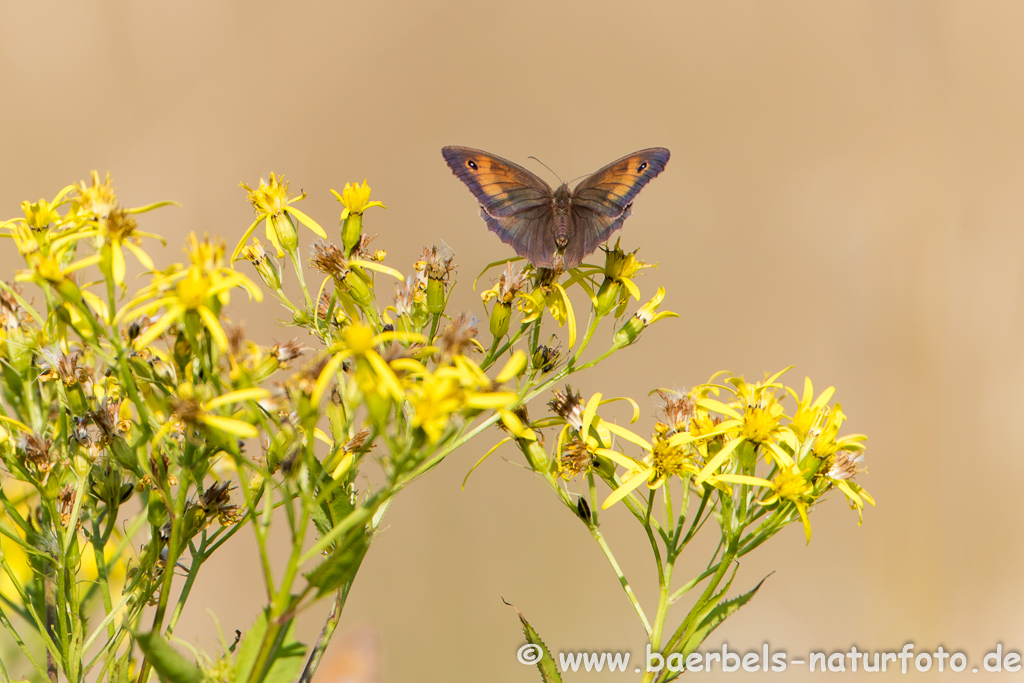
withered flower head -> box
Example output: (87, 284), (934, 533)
(439, 312), (479, 359)
(103, 207), (139, 242)
(379, 340), (420, 365)
(90, 398), (132, 444)
(169, 393), (203, 427)
(343, 427), (372, 455)
(548, 385), (584, 432)
(0, 283), (27, 332)
(316, 291), (346, 327)
(417, 245), (455, 284)
(354, 234), (384, 261)
(199, 480), (243, 526)
(226, 322), (247, 358)
(138, 451), (177, 490)
(499, 405), (531, 436)
(656, 389), (696, 435)
(58, 485), (80, 529)
(495, 262), (530, 304)
(393, 275), (421, 317)
(310, 241), (350, 280)
(558, 438), (595, 479)
(37, 347), (90, 386)
(825, 450), (865, 482)
(289, 356), (331, 397)
(532, 265), (561, 286)
(19, 433), (55, 477)
(270, 339), (305, 368)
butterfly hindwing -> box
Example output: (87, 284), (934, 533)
(476, 203), (559, 268)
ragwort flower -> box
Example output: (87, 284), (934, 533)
(332, 180), (386, 256)
(234, 173), (327, 260)
(123, 234), (262, 352)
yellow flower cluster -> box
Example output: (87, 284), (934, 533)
(571, 369), (871, 543)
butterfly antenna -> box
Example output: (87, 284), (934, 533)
(527, 156), (563, 185)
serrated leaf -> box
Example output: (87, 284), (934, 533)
(679, 574), (771, 658)
(507, 601), (561, 683)
(133, 630), (203, 683)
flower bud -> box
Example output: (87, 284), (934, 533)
(595, 277), (622, 318)
(343, 267), (374, 309)
(489, 301), (511, 338)
(251, 252), (281, 291)
(269, 213), (298, 255)
(341, 213), (362, 257)
(613, 314), (645, 349)
(613, 287), (676, 348)
(425, 274), (446, 314)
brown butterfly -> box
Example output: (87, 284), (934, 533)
(442, 146), (670, 269)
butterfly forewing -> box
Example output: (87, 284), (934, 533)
(441, 146), (552, 217)
(571, 148), (671, 217)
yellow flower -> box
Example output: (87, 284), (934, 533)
(94, 208), (163, 289)
(612, 287), (677, 348)
(692, 370), (791, 483)
(311, 324), (424, 430)
(234, 173), (327, 260)
(73, 171), (118, 220)
(820, 449), (874, 522)
(595, 240), (651, 317)
(715, 465), (816, 543)
(404, 356), (516, 443)
(155, 383), (270, 442)
(122, 234), (262, 351)
(240, 238), (282, 290)
(481, 262), (529, 338)
(519, 280), (577, 347)
(602, 429), (704, 509)
(60, 172), (174, 288)
(332, 180), (386, 256)
(20, 191), (71, 231)
(333, 180), (386, 219)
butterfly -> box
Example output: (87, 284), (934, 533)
(442, 146), (670, 269)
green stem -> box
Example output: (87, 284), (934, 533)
(136, 481), (191, 683)
(0, 597), (49, 680)
(298, 587), (349, 683)
(44, 568), (58, 683)
(662, 543), (737, 657)
(288, 248), (314, 312)
(590, 526), (651, 636)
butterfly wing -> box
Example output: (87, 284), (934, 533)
(442, 146), (560, 266)
(564, 147), (670, 268)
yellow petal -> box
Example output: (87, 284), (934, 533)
(202, 415), (259, 439)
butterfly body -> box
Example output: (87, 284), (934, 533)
(442, 146), (669, 269)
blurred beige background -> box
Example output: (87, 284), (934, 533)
(2, 1), (1022, 681)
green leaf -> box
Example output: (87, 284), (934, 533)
(132, 630), (203, 683)
(679, 574), (771, 659)
(304, 526), (371, 598)
(507, 601), (562, 683)
(234, 610), (307, 683)
(308, 457), (356, 541)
